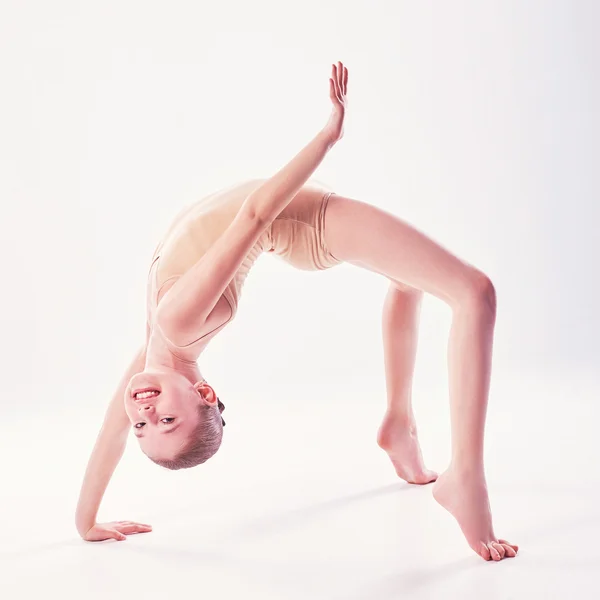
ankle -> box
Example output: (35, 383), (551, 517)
(447, 459), (486, 480)
(383, 409), (416, 429)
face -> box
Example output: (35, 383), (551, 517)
(124, 368), (218, 460)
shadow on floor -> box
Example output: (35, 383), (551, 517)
(222, 481), (418, 541)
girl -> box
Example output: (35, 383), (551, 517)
(75, 62), (518, 562)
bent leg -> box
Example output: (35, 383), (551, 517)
(323, 194), (518, 561)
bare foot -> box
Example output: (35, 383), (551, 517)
(433, 469), (519, 561)
(376, 412), (438, 484)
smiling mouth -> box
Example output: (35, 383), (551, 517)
(133, 389), (161, 400)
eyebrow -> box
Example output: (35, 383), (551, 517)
(134, 423), (181, 438)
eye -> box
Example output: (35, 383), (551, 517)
(134, 418), (174, 430)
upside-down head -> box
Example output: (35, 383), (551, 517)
(124, 369), (225, 470)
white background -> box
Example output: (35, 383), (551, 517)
(1, 1), (598, 599)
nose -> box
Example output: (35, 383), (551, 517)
(138, 404), (154, 413)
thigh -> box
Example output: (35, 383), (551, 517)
(324, 194), (484, 307)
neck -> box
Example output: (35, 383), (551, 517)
(145, 327), (204, 385)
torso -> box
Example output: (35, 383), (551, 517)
(144, 176), (335, 361)
(145, 178), (270, 357)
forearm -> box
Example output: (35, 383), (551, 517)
(246, 128), (335, 223)
(75, 346), (146, 537)
(75, 426), (128, 536)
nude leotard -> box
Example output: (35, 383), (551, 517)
(146, 178), (342, 350)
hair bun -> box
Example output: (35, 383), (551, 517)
(216, 398), (226, 426)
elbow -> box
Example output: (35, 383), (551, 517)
(241, 192), (270, 226)
(250, 208), (269, 229)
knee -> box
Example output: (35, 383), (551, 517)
(458, 271), (497, 314)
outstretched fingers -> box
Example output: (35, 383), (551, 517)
(329, 76), (339, 104)
(330, 64), (341, 104)
(329, 61), (348, 105)
(115, 521), (153, 535)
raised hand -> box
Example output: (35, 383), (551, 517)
(324, 61), (348, 144)
(82, 520), (153, 542)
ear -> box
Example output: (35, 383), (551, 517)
(193, 380), (218, 407)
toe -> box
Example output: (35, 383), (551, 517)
(479, 542), (491, 561)
(498, 538), (519, 553)
(491, 542), (506, 559)
(501, 543), (516, 558)
(412, 471), (438, 484)
(488, 543), (502, 561)
(425, 469), (439, 483)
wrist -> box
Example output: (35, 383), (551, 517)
(75, 514), (96, 538)
(77, 524), (92, 539)
(318, 127), (337, 150)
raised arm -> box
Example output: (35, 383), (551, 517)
(247, 61), (348, 222)
(157, 62), (348, 345)
(75, 344), (153, 541)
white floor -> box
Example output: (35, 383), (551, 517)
(2, 367), (598, 600)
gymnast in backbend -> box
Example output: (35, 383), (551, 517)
(75, 61), (518, 561)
